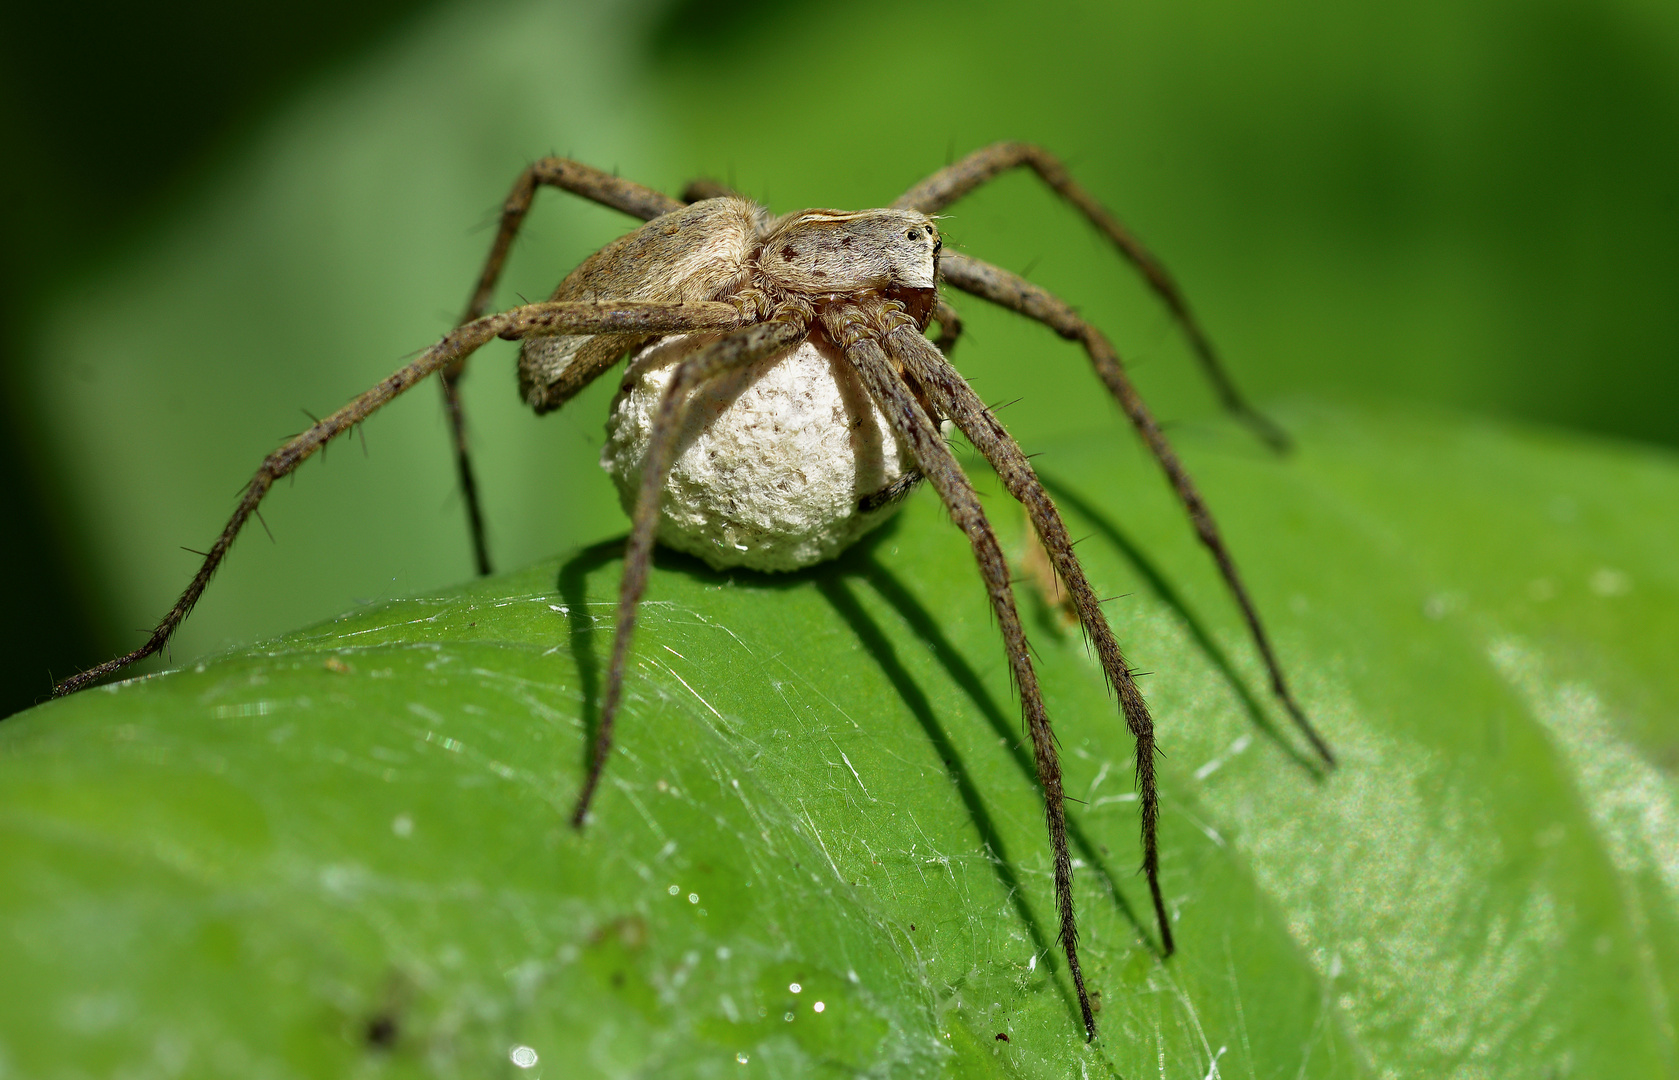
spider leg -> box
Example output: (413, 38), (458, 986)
(930, 298), (964, 355)
(852, 304), (959, 510)
(444, 161), (688, 575)
(882, 316), (1173, 957)
(895, 142), (1289, 453)
(679, 178), (741, 203)
(823, 302), (1098, 1042)
(437, 372), (494, 576)
(856, 472), (924, 514)
(463, 160), (684, 324)
(940, 251), (1335, 768)
(851, 303), (959, 511)
(574, 313), (811, 827)
(53, 299), (742, 699)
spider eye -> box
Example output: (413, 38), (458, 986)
(906, 229), (921, 241)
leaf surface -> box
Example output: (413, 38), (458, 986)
(3, 405), (1676, 1078)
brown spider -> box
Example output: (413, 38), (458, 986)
(54, 143), (1333, 1041)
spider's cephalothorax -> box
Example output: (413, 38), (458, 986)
(56, 145), (1335, 1042)
(525, 200), (943, 572)
(517, 200), (941, 413)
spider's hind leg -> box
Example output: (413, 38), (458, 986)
(445, 160), (688, 577)
(463, 160), (684, 325)
(828, 302), (1099, 1041)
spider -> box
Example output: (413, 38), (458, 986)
(54, 143), (1334, 1041)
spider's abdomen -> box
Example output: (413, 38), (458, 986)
(519, 197), (768, 414)
(601, 334), (912, 572)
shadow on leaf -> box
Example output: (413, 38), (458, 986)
(1041, 473), (1325, 779)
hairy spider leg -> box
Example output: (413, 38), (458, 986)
(52, 299), (743, 699)
(929, 298), (964, 355)
(881, 310), (1173, 958)
(822, 301), (1099, 1042)
(447, 160), (687, 575)
(678, 178), (738, 204)
(463, 160), (683, 324)
(941, 252), (1335, 768)
(573, 314), (813, 827)
(893, 141), (1291, 453)
(437, 361), (493, 577)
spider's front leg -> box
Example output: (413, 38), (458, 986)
(879, 310), (1174, 956)
(848, 300), (960, 514)
(942, 250), (1335, 768)
(896, 142), (1290, 452)
(929, 298), (963, 355)
(574, 311), (813, 826)
(823, 301), (1100, 1042)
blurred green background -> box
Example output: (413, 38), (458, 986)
(2, 0), (1676, 718)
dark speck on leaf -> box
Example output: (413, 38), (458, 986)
(995, 1032), (1010, 1043)
(365, 1014), (398, 1049)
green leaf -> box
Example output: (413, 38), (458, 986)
(4, 404), (1675, 1077)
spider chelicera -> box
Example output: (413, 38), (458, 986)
(56, 142), (1334, 1041)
